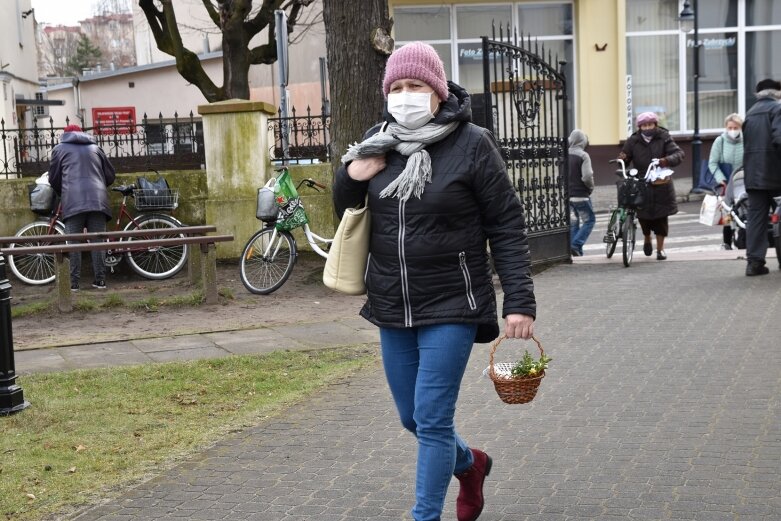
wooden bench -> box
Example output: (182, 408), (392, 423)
(0, 226), (233, 312)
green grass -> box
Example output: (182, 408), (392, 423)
(0, 346), (378, 520)
(11, 301), (53, 319)
(11, 290), (219, 318)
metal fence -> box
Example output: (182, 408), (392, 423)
(268, 105), (331, 164)
(0, 112), (204, 179)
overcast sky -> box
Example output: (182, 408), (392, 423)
(31, 0), (106, 26)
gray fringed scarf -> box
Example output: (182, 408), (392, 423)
(341, 121), (459, 202)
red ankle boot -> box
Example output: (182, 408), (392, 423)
(455, 448), (493, 521)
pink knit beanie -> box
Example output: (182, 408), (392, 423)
(636, 112), (658, 126)
(382, 42), (449, 101)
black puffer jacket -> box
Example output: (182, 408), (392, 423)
(48, 131), (116, 220)
(620, 128), (684, 220)
(333, 82), (535, 343)
(743, 90), (781, 191)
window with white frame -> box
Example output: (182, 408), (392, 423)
(393, 2), (575, 124)
(626, 0), (781, 135)
(34, 92), (48, 117)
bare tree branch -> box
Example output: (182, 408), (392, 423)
(201, 0), (221, 29)
(245, 0), (282, 38)
(139, 0), (222, 101)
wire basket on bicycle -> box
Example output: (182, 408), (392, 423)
(133, 188), (179, 211)
(616, 176), (647, 210)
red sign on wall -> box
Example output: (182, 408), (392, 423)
(92, 107), (136, 135)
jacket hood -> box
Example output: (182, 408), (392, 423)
(568, 129), (588, 150)
(60, 131), (96, 145)
(384, 80), (472, 125)
(756, 89), (781, 100)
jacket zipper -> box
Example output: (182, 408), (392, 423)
(459, 251), (477, 310)
(398, 201), (412, 327)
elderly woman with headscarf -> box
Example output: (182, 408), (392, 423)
(618, 112), (685, 260)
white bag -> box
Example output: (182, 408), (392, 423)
(322, 202), (370, 295)
(699, 194), (722, 226)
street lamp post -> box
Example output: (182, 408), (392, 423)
(679, 0), (704, 193)
(0, 251), (29, 415)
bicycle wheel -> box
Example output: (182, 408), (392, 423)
(240, 228), (296, 295)
(124, 214), (188, 279)
(622, 212), (636, 267)
(605, 209), (621, 258)
(7, 221), (65, 285)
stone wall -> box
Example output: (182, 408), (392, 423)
(0, 164), (337, 259)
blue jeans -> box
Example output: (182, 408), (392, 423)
(570, 199), (596, 254)
(380, 324), (478, 521)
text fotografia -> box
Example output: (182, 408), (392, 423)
(686, 37), (736, 50)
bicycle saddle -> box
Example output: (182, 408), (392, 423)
(112, 185), (136, 196)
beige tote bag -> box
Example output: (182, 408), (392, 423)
(323, 202), (370, 295)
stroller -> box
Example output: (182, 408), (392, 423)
(719, 167), (748, 249)
(718, 167), (777, 250)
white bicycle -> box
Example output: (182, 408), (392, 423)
(239, 169), (333, 294)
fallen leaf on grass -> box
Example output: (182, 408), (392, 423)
(73, 444), (86, 453)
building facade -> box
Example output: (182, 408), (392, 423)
(0, 0), (41, 129)
(388, 0), (781, 181)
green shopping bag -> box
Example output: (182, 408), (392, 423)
(274, 170), (309, 231)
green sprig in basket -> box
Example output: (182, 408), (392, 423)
(488, 335), (548, 405)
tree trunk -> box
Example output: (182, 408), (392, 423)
(222, 8), (251, 100)
(323, 0), (392, 173)
(222, 35), (251, 100)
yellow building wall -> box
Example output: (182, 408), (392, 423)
(574, 0), (624, 145)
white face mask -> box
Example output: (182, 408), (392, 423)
(387, 91), (434, 129)
(727, 129), (741, 140)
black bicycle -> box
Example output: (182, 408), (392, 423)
(604, 159), (646, 267)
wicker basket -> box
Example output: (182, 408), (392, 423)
(488, 335), (546, 405)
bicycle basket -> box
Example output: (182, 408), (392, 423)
(617, 178), (647, 209)
(256, 186), (277, 222)
(133, 188), (179, 210)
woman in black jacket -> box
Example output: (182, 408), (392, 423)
(619, 112), (684, 260)
(332, 42), (536, 521)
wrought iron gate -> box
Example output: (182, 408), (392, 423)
(481, 28), (570, 265)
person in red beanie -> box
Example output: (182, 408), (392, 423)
(332, 41), (537, 521)
(48, 124), (115, 291)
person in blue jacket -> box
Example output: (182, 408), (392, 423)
(48, 124), (115, 291)
(332, 42), (536, 521)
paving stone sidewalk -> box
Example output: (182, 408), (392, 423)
(61, 258), (781, 521)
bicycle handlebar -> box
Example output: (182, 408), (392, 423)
(296, 178), (327, 191)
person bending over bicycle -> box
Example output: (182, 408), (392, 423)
(48, 124), (116, 291)
(618, 112), (684, 260)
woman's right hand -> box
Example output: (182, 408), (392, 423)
(347, 156), (386, 181)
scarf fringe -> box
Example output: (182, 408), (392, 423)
(341, 121), (459, 201)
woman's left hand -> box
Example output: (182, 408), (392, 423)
(504, 313), (535, 339)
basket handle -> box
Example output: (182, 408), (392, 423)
(489, 335), (544, 372)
